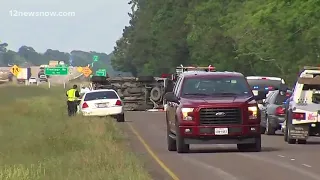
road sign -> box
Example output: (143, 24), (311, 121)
(44, 67), (68, 75)
(10, 65), (21, 76)
(82, 67), (92, 77)
(77, 67), (83, 72)
(95, 69), (106, 76)
(93, 55), (99, 62)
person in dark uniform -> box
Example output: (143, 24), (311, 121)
(66, 85), (80, 116)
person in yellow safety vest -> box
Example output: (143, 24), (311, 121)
(66, 85), (80, 116)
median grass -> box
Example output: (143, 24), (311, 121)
(0, 85), (151, 180)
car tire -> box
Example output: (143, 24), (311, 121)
(166, 125), (176, 151)
(237, 135), (261, 152)
(265, 117), (276, 135)
(175, 124), (189, 153)
(116, 113), (125, 122)
(297, 139), (307, 144)
(260, 126), (266, 134)
(284, 126), (288, 142)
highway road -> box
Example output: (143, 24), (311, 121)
(123, 111), (320, 180)
(0, 66), (82, 84)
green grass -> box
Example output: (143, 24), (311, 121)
(0, 85), (151, 180)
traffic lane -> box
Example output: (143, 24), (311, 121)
(125, 112), (320, 180)
(124, 112), (236, 180)
(119, 122), (173, 180)
(256, 134), (320, 170)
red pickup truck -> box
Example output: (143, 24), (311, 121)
(164, 71), (265, 153)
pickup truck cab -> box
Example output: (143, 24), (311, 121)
(164, 71), (265, 153)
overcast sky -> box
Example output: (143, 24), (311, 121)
(0, 0), (131, 54)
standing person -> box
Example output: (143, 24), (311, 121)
(66, 84), (80, 116)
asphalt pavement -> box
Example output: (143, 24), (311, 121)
(122, 111), (320, 180)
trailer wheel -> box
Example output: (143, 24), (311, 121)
(150, 86), (161, 101)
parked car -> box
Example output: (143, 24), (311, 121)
(79, 89), (125, 122)
(260, 90), (292, 135)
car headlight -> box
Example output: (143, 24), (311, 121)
(248, 106), (258, 119)
(181, 108), (194, 121)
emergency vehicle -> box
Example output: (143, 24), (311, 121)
(283, 66), (320, 144)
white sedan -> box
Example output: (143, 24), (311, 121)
(79, 89), (125, 122)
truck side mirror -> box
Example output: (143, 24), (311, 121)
(254, 91), (266, 101)
(163, 92), (179, 104)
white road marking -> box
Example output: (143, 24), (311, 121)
(278, 155), (285, 158)
(302, 164), (312, 168)
(291, 158), (295, 161)
(238, 154), (320, 180)
(180, 155), (239, 180)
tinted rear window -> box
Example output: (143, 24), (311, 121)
(274, 92), (292, 105)
(247, 79), (283, 90)
(84, 91), (118, 101)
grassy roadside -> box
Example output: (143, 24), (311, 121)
(0, 85), (151, 180)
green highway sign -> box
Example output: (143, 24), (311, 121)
(95, 69), (106, 76)
(44, 67), (68, 75)
(93, 55), (99, 62)
(56, 64), (67, 67)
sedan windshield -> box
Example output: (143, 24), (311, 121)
(181, 77), (251, 96)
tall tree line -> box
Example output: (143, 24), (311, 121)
(111, 0), (320, 84)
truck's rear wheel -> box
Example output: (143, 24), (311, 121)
(286, 125), (296, 144)
(237, 136), (261, 152)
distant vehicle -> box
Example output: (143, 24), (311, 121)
(17, 68), (31, 83)
(246, 76), (287, 97)
(29, 77), (37, 84)
(164, 71), (265, 153)
(283, 66), (320, 144)
(39, 75), (48, 82)
(39, 65), (48, 69)
(260, 90), (292, 135)
(79, 89), (124, 122)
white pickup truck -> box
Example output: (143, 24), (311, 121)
(283, 66), (320, 144)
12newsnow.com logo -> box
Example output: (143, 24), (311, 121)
(9, 10), (76, 17)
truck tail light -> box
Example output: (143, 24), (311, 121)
(248, 106), (258, 120)
(292, 112), (305, 120)
(275, 106), (285, 115)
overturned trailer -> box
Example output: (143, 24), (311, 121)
(90, 75), (173, 111)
